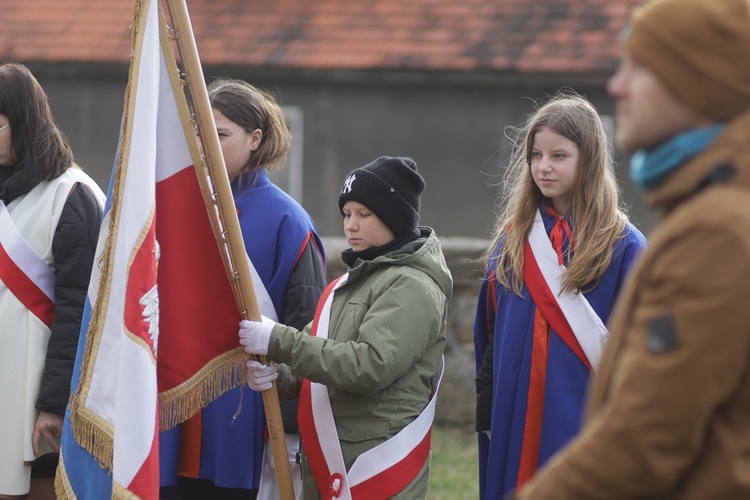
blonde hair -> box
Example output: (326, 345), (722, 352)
(485, 93), (628, 295)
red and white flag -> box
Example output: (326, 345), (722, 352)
(57, 0), (243, 497)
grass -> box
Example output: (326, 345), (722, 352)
(428, 425), (479, 499)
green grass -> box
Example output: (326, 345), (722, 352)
(428, 425), (479, 499)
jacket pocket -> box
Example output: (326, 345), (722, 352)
(337, 417), (391, 470)
(337, 417), (389, 443)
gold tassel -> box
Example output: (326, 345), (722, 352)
(159, 349), (248, 430)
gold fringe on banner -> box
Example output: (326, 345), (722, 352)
(55, 446), (76, 499)
(158, 348), (248, 430)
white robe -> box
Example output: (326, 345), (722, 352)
(0, 167), (104, 495)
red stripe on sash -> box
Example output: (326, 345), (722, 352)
(523, 241), (590, 370)
(349, 428), (432, 499)
(299, 377), (332, 499)
(299, 277), (346, 500)
(516, 307), (549, 488)
(0, 241), (55, 328)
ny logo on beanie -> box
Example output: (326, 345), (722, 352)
(342, 174), (356, 194)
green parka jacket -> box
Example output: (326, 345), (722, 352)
(519, 111), (750, 499)
(268, 227), (453, 499)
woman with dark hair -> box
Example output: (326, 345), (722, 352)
(0, 62), (104, 498)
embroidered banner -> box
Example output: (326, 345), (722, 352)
(57, 0), (243, 497)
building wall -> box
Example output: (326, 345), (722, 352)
(35, 68), (657, 240)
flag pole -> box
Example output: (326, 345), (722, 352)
(164, 0), (294, 497)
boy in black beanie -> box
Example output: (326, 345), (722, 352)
(239, 155), (453, 499)
(337, 156), (426, 266)
(338, 156), (424, 237)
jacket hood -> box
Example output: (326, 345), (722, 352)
(349, 227), (453, 301)
(646, 110), (750, 211)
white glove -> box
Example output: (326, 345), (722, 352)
(246, 359), (278, 392)
(238, 316), (276, 355)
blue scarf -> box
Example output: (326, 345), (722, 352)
(630, 125), (725, 191)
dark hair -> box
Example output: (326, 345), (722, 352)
(207, 79), (290, 174)
(0, 62), (72, 183)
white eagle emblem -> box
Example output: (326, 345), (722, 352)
(140, 285), (160, 354)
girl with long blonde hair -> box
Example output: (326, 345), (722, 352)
(474, 94), (647, 499)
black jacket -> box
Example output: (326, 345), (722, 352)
(278, 238), (327, 434)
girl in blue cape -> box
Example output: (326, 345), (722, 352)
(474, 94), (647, 499)
(160, 80), (327, 500)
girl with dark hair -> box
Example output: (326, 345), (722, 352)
(0, 62), (104, 499)
(473, 94), (646, 498)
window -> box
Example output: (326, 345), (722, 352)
(268, 105), (304, 203)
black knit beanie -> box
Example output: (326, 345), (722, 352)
(338, 156), (426, 236)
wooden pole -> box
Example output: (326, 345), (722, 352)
(163, 0), (294, 497)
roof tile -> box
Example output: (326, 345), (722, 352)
(2, 0), (643, 74)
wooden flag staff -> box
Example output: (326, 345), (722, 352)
(164, 0), (294, 497)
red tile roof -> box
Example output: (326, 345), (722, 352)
(1, 0), (643, 75)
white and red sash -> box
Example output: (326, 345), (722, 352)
(253, 255), (300, 500)
(523, 209), (609, 370)
(0, 201), (55, 328)
(299, 273), (443, 499)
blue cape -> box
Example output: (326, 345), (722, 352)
(474, 209), (646, 498)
